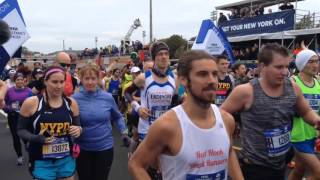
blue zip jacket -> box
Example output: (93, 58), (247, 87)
(73, 88), (126, 151)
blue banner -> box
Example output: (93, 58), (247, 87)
(0, 0), (29, 73)
(220, 10), (295, 37)
(192, 19), (236, 64)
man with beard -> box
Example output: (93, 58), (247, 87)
(126, 41), (177, 179)
(232, 63), (249, 87)
(128, 50), (243, 180)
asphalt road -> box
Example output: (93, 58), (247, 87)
(0, 112), (318, 180)
(0, 115), (130, 180)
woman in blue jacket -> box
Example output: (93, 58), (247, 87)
(73, 64), (130, 180)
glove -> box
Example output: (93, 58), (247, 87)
(121, 134), (132, 148)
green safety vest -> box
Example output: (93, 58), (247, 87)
(291, 75), (320, 142)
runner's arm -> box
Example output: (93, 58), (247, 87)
(17, 97), (46, 143)
(128, 113), (173, 180)
(0, 80), (7, 109)
(124, 83), (140, 103)
(293, 82), (320, 127)
(110, 96), (127, 134)
(221, 84), (251, 114)
(221, 110), (244, 180)
(69, 97), (80, 125)
(125, 73), (145, 110)
(69, 97), (82, 137)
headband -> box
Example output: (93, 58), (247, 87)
(45, 68), (64, 80)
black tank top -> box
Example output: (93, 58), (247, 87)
(28, 95), (73, 160)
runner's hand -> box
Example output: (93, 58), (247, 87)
(69, 126), (82, 138)
(314, 119), (320, 130)
(121, 134), (132, 148)
(45, 136), (55, 144)
(138, 108), (150, 120)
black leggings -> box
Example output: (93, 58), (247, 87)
(76, 148), (114, 180)
(7, 112), (22, 157)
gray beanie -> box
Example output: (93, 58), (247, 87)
(295, 49), (317, 71)
(150, 41), (169, 60)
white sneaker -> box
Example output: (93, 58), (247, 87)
(16, 157), (23, 166)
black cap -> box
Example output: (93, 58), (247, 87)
(150, 41), (169, 60)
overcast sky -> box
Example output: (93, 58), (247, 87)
(2, 0), (319, 53)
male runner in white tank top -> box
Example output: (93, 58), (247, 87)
(128, 50), (244, 180)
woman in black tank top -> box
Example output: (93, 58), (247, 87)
(18, 66), (82, 180)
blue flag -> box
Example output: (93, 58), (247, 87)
(0, 0), (30, 73)
(192, 19), (235, 64)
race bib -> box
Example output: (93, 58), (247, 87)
(264, 125), (291, 157)
(11, 101), (20, 112)
(42, 137), (70, 159)
(149, 106), (168, 124)
(112, 89), (118, 95)
(215, 95), (226, 106)
(186, 170), (226, 180)
(304, 94), (320, 111)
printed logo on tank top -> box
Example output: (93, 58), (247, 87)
(148, 89), (173, 123)
(186, 148), (227, 179)
(40, 122), (70, 136)
(216, 77), (232, 106)
(40, 122), (71, 159)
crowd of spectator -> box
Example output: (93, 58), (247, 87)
(218, 2), (294, 25)
(78, 40), (143, 59)
(233, 44), (259, 60)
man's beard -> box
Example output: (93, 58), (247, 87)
(186, 80), (216, 109)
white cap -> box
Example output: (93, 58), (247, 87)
(130, 66), (141, 73)
(295, 49), (317, 71)
(8, 69), (16, 74)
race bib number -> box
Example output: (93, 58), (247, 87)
(186, 170), (226, 180)
(112, 89), (118, 95)
(11, 101), (20, 112)
(304, 94), (320, 111)
(42, 137), (70, 159)
(264, 125), (291, 157)
(149, 106), (168, 124)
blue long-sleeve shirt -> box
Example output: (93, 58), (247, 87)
(72, 88), (126, 151)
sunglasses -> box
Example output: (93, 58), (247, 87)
(60, 63), (71, 68)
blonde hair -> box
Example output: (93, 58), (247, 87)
(80, 63), (100, 80)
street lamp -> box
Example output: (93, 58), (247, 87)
(95, 37), (98, 49)
(149, 0), (153, 44)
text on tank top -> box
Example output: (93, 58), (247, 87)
(160, 105), (230, 180)
(141, 70), (175, 124)
(240, 78), (296, 169)
(29, 96), (73, 160)
(216, 75), (233, 106)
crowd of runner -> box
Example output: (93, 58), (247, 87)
(0, 40), (320, 180)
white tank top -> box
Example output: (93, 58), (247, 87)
(160, 104), (230, 180)
(138, 70), (175, 136)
